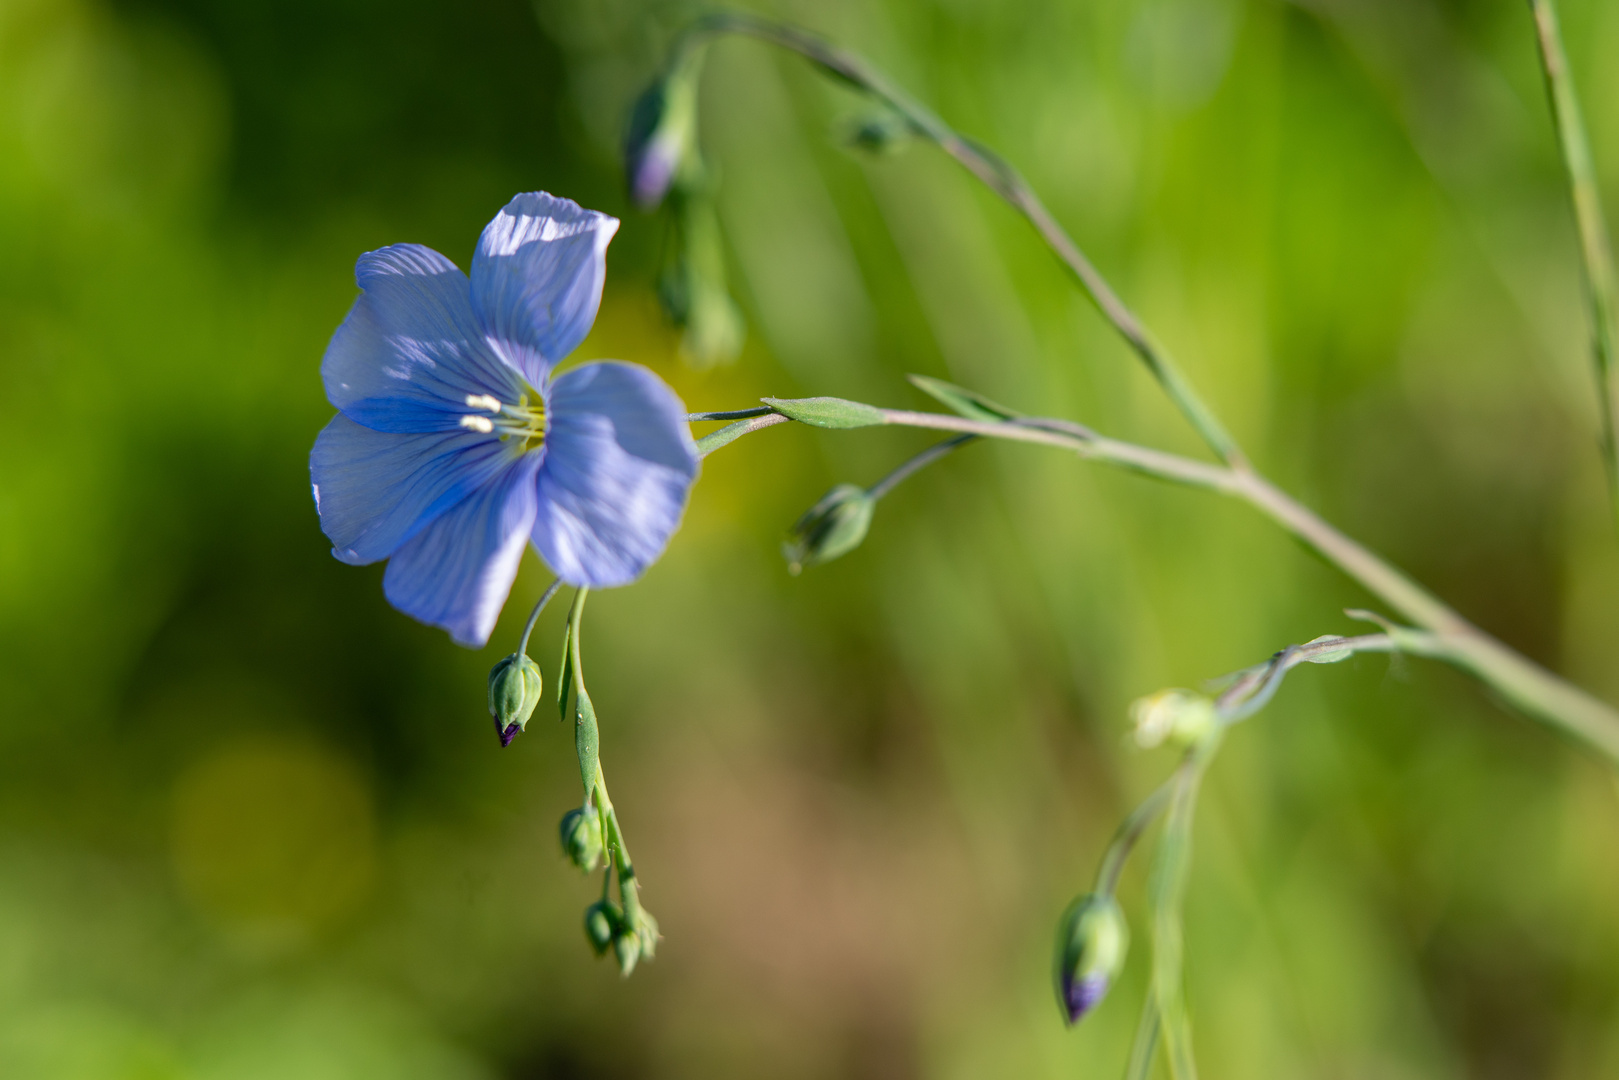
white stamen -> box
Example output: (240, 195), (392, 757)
(460, 415), (495, 434)
(464, 394), (503, 413)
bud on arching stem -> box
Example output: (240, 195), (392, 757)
(488, 653), (544, 747)
(782, 483), (875, 574)
(1053, 893), (1129, 1025)
(625, 48), (704, 210)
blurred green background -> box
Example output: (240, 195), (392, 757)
(4, 0), (1619, 1076)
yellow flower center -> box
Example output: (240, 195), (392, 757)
(459, 390), (546, 453)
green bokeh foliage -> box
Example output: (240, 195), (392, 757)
(2, 0), (1619, 1076)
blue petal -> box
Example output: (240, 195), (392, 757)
(531, 362), (699, 587)
(382, 454), (543, 648)
(324, 244), (526, 433)
(311, 413), (523, 565)
(470, 193), (619, 383)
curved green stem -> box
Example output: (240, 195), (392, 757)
(719, 396), (1619, 763)
(695, 412), (790, 456)
(565, 589), (646, 927)
(1096, 779), (1176, 898)
(867, 433), (977, 500)
(516, 577), (563, 658)
(1530, 0), (1619, 528)
(677, 13), (1245, 468)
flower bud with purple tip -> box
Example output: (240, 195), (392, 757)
(1053, 893), (1129, 1025)
(488, 653), (543, 748)
(625, 53), (702, 210)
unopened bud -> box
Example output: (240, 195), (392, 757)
(559, 806), (604, 873)
(584, 899), (621, 957)
(1053, 893), (1128, 1025)
(488, 653), (544, 747)
(1129, 688), (1216, 749)
(613, 926), (642, 977)
(782, 483), (876, 574)
(625, 54), (702, 210)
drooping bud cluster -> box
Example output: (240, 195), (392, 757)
(782, 483), (875, 574)
(488, 653), (544, 747)
(582, 897), (660, 977)
(1052, 893), (1129, 1025)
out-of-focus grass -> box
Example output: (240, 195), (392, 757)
(2, 0), (1618, 1076)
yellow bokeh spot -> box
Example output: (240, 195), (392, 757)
(170, 738), (377, 940)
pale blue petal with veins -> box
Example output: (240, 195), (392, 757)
(310, 192), (699, 647)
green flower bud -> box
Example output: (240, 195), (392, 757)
(1129, 688), (1216, 749)
(584, 899), (621, 957)
(613, 925), (642, 977)
(782, 483), (876, 575)
(559, 806), (604, 873)
(625, 52), (702, 210)
(1053, 893), (1129, 1025)
(488, 653), (543, 748)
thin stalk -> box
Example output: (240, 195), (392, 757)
(711, 398), (1619, 763)
(1150, 739), (1218, 1080)
(1212, 632), (1438, 724)
(1124, 996), (1161, 1080)
(1530, 0), (1619, 523)
(1096, 778), (1176, 897)
(593, 761), (642, 921)
(867, 433), (977, 500)
(696, 412), (790, 456)
(515, 577), (563, 658)
(688, 407), (776, 421)
(681, 13), (1246, 468)
(566, 591), (644, 923)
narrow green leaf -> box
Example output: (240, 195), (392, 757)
(906, 373), (1021, 422)
(761, 396), (886, 429)
(1300, 634), (1354, 664)
(575, 686), (600, 800)
(557, 621), (574, 722)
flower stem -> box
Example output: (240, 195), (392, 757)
(1096, 779), (1176, 898)
(732, 397), (1619, 764)
(688, 407), (775, 421)
(695, 412), (791, 457)
(678, 13), (1245, 468)
(516, 577), (563, 658)
(866, 433), (977, 500)
(1530, 0), (1619, 529)
(564, 590), (645, 925)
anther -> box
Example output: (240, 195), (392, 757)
(465, 394), (503, 413)
(460, 415), (495, 434)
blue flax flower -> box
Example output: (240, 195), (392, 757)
(311, 193), (699, 647)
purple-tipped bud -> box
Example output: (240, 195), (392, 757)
(624, 56), (701, 210)
(488, 653), (543, 748)
(1053, 894), (1129, 1026)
